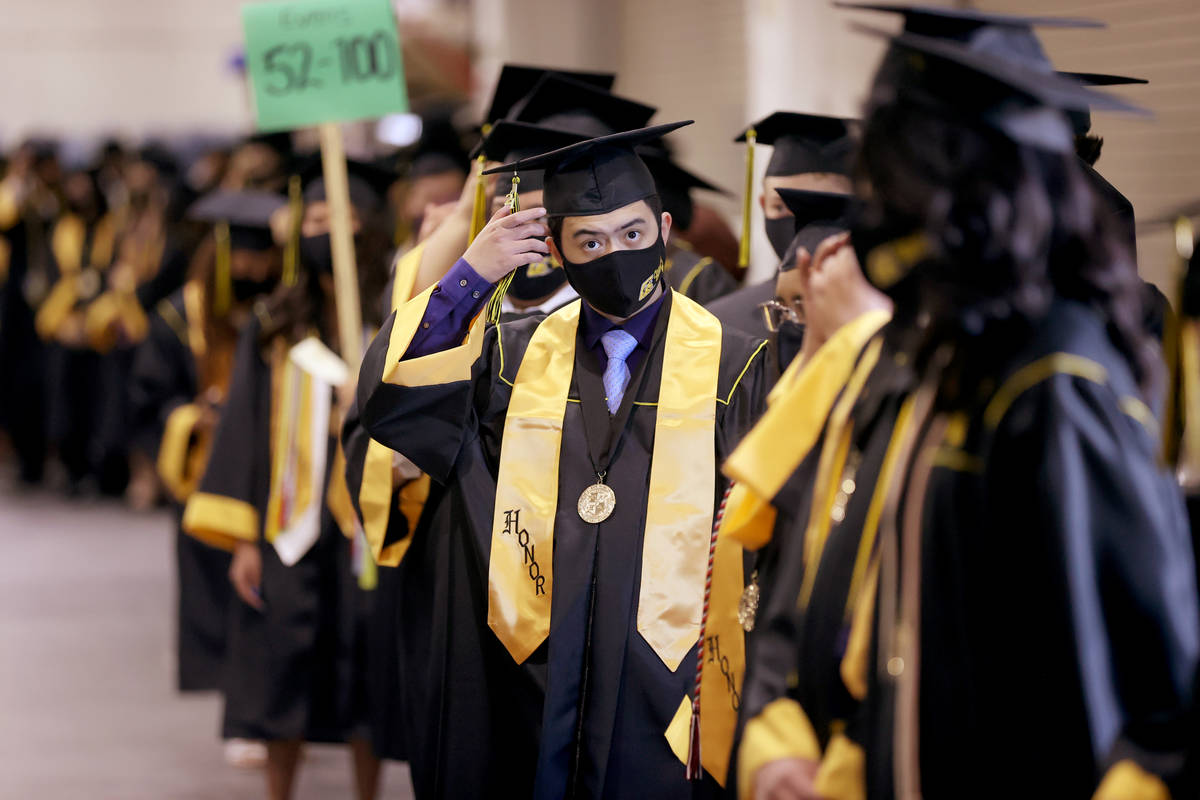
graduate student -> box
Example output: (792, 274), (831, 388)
(130, 189), (284, 696)
(741, 5), (1199, 798)
(707, 112), (856, 340)
(35, 168), (121, 495)
(341, 117), (601, 800)
(182, 159), (396, 800)
(357, 121), (770, 798)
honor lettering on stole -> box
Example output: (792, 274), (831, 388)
(502, 509), (545, 595)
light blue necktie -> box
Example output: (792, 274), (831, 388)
(600, 329), (638, 414)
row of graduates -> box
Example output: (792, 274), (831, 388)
(116, 66), (761, 798)
(161, 6), (1199, 800)
(0, 134), (306, 498)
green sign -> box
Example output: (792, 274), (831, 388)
(242, 0), (408, 132)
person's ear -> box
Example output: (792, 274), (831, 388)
(547, 235), (563, 265)
(659, 211), (672, 246)
(758, 192), (766, 212)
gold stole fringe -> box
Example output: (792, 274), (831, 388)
(488, 292), (724, 668)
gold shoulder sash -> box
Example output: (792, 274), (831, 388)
(722, 309), (890, 551)
(361, 242), (431, 567)
(487, 301), (581, 663)
(638, 292), (722, 670)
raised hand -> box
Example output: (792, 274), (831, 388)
(461, 205), (551, 284)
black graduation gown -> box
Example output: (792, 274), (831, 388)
(706, 279), (774, 341)
(128, 289), (234, 692)
(666, 246), (738, 306)
(0, 214), (48, 483)
(341, 390), (410, 763)
(359, 291), (769, 799)
(41, 217), (112, 490)
(859, 300), (1199, 798)
(341, 300), (583, 771)
(196, 319), (368, 744)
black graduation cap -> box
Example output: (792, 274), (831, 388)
(509, 74), (657, 139)
(483, 121), (693, 218)
(836, 3), (1105, 35)
(1059, 72), (1148, 136)
(471, 121), (588, 196)
(844, 3), (1144, 153)
(296, 156), (397, 213)
(638, 149), (728, 231)
(484, 64), (615, 126)
(639, 150), (727, 196)
(776, 188), (853, 264)
(188, 189), (285, 250)
(734, 112), (856, 177)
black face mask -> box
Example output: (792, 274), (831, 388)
(774, 319), (805, 372)
(765, 216), (797, 260)
(299, 234), (333, 275)
(506, 257), (568, 302)
(561, 239), (665, 319)
(232, 276), (277, 302)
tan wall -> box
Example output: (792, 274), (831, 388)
(0, 0), (254, 144)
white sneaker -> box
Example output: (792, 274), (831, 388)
(224, 738), (268, 769)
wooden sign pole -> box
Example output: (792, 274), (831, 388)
(318, 121), (363, 368)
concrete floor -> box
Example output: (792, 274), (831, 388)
(0, 485), (414, 800)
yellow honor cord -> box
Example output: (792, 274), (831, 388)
(282, 175), (302, 287)
(213, 221), (232, 316)
(468, 155), (488, 244)
(484, 174), (522, 324)
(738, 129), (756, 270)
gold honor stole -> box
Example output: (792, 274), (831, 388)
(359, 244), (431, 567)
(488, 291), (723, 667)
(265, 337), (349, 566)
(664, 309), (891, 786)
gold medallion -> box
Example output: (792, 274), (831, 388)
(738, 570), (760, 632)
(577, 482), (616, 523)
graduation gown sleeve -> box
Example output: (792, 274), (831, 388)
(984, 373), (1199, 797)
(128, 293), (196, 464)
(666, 249), (738, 306)
(182, 320), (271, 551)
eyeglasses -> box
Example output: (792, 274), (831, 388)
(758, 298), (805, 333)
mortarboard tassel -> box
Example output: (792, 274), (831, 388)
(468, 155), (489, 244)
(738, 129), (756, 272)
(687, 480), (735, 781)
(213, 221), (232, 316)
(282, 175), (302, 287)
(1170, 217), (1200, 483)
(484, 174), (521, 325)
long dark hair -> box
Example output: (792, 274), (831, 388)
(854, 84), (1156, 403)
(258, 203), (393, 347)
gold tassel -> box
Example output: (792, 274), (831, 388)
(282, 175), (302, 287)
(468, 154), (488, 243)
(484, 174), (521, 325)
(213, 221), (232, 316)
(738, 128), (756, 271)
(1171, 217), (1199, 484)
